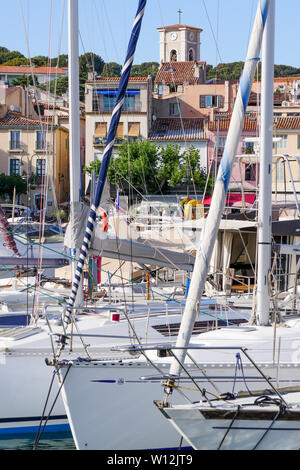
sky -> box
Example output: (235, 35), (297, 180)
(1, 0), (300, 69)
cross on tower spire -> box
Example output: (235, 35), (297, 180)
(177, 8), (183, 24)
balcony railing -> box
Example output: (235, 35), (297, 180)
(93, 137), (125, 146)
(92, 100), (142, 113)
(9, 140), (23, 151)
(35, 142), (52, 153)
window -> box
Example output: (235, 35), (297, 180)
(9, 158), (20, 175)
(36, 159), (46, 176)
(200, 95), (224, 108)
(94, 122), (107, 144)
(218, 137), (227, 148)
(275, 134), (288, 150)
(169, 102), (179, 116)
(297, 134), (300, 149)
(169, 84), (178, 93)
(158, 84), (164, 95)
(243, 142), (255, 154)
(36, 131), (45, 151)
(188, 48), (194, 61)
(128, 122), (140, 142)
(245, 163), (256, 181)
(10, 130), (21, 150)
(170, 49), (177, 62)
(276, 160), (285, 182)
(93, 89), (140, 112)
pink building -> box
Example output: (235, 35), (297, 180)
(206, 114), (259, 192)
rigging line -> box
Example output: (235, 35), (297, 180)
(0, 223), (186, 303)
(201, 0), (223, 64)
(155, 1), (199, 201)
(32, 363), (72, 450)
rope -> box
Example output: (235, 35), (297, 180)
(232, 352), (253, 396)
(252, 396), (287, 450)
(217, 405), (241, 450)
(32, 362), (72, 450)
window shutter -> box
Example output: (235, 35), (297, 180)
(116, 123), (124, 138)
(94, 122), (107, 138)
(200, 95), (206, 108)
(218, 95), (224, 108)
(128, 122), (140, 137)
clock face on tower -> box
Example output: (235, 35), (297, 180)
(189, 32), (194, 40)
(170, 32), (177, 40)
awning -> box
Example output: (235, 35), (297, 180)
(116, 123), (124, 138)
(95, 89), (140, 96)
(272, 219), (300, 236)
(202, 193), (256, 206)
(128, 122), (140, 137)
(94, 122), (107, 138)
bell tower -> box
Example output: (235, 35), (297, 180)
(157, 23), (203, 63)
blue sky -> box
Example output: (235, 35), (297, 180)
(1, 0), (300, 68)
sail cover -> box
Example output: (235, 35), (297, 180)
(0, 205), (20, 256)
(64, 212), (195, 271)
(89, 229), (195, 271)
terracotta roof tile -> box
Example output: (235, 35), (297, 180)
(157, 24), (203, 31)
(0, 111), (42, 128)
(0, 65), (67, 75)
(208, 114), (300, 132)
(155, 61), (205, 85)
(89, 76), (150, 82)
(207, 114), (258, 132)
(149, 118), (205, 140)
(274, 116), (300, 129)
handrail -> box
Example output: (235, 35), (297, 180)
(110, 343), (288, 407)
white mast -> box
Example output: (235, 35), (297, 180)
(68, 0), (82, 303)
(167, 0), (271, 381)
(256, 0), (275, 325)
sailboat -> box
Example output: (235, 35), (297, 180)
(45, 0), (300, 451)
(149, 0), (300, 451)
(0, 0), (244, 442)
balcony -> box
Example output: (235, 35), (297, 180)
(9, 140), (23, 152)
(35, 141), (52, 153)
(92, 100), (143, 113)
(93, 137), (125, 147)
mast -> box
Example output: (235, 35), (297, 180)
(166, 0), (271, 382)
(68, 0), (82, 304)
(68, 0), (81, 209)
(62, 0), (147, 328)
(256, 0), (275, 325)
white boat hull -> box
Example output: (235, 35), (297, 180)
(159, 402), (300, 450)
(57, 352), (300, 450)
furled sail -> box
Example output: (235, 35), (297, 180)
(63, 0), (147, 326)
(64, 208), (195, 271)
(168, 0), (271, 380)
(0, 205), (20, 256)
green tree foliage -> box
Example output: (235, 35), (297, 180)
(54, 54), (68, 68)
(40, 75), (69, 96)
(11, 74), (39, 88)
(130, 62), (159, 79)
(2, 57), (28, 66)
(207, 61), (300, 81)
(107, 141), (159, 194)
(158, 144), (211, 192)
(79, 52), (105, 100)
(0, 174), (27, 198)
(102, 62), (122, 77)
(31, 56), (48, 67)
(84, 141), (210, 195)
(0, 50), (25, 64)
